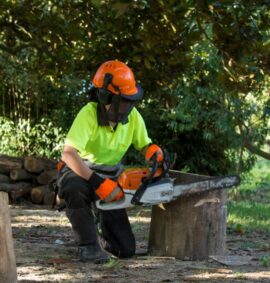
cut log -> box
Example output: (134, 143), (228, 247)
(0, 155), (23, 174)
(37, 169), (57, 185)
(24, 156), (45, 173)
(0, 174), (10, 183)
(24, 156), (57, 173)
(0, 192), (17, 283)
(0, 182), (31, 192)
(9, 186), (33, 202)
(10, 168), (35, 181)
(43, 190), (55, 206)
(30, 185), (49, 204)
(148, 171), (238, 260)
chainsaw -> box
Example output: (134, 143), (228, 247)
(95, 151), (240, 210)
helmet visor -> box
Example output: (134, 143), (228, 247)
(106, 95), (137, 124)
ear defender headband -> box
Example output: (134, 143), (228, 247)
(96, 73), (114, 105)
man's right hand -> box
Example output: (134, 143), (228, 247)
(89, 172), (124, 202)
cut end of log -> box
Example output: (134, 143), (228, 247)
(24, 156), (45, 173)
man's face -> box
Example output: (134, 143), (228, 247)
(104, 96), (136, 124)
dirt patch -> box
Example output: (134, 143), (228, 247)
(10, 202), (270, 283)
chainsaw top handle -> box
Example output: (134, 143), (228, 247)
(131, 149), (170, 205)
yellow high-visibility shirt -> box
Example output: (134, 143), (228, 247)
(65, 102), (152, 165)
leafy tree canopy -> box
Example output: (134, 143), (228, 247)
(0, 0), (270, 174)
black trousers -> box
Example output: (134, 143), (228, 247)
(58, 169), (135, 258)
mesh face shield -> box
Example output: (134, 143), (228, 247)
(106, 95), (137, 124)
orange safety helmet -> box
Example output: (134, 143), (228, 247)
(92, 60), (143, 101)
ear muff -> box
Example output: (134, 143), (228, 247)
(97, 73), (114, 105)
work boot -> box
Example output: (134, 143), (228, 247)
(79, 242), (110, 264)
(65, 207), (110, 263)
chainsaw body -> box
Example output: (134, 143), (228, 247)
(96, 165), (174, 210)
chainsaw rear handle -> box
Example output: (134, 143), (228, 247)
(131, 152), (162, 205)
(148, 152), (159, 179)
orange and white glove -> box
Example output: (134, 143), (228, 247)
(145, 144), (164, 163)
(89, 172), (124, 203)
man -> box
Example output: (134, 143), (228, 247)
(57, 60), (163, 263)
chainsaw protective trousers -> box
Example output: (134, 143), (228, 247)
(58, 168), (135, 258)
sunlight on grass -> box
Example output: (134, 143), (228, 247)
(228, 201), (270, 232)
(238, 159), (270, 193)
(227, 158), (270, 233)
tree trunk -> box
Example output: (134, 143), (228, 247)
(148, 171), (228, 260)
(0, 192), (17, 283)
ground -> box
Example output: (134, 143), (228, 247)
(10, 201), (270, 283)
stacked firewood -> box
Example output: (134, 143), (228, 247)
(0, 155), (58, 205)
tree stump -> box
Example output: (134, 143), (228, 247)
(0, 192), (17, 283)
(148, 171), (230, 260)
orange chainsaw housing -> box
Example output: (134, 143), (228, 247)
(118, 167), (163, 190)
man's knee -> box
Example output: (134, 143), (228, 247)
(62, 184), (78, 199)
(59, 175), (90, 209)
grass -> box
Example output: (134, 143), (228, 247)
(227, 158), (270, 233)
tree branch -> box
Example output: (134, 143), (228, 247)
(243, 139), (270, 160)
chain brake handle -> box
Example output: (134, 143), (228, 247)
(131, 149), (170, 205)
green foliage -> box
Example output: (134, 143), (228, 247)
(228, 158), (270, 233)
(260, 256), (270, 267)
(0, 117), (65, 158)
(228, 201), (270, 232)
(0, 0), (270, 173)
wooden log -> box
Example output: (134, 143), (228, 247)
(43, 190), (55, 206)
(9, 186), (33, 202)
(0, 155), (22, 174)
(0, 174), (10, 183)
(23, 156), (56, 174)
(148, 171), (233, 260)
(37, 169), (57, 185)
(0, 182), (31, 192)
(10, 168), (35, 181)
(0, 192), (17, 283)
(30, 185), (49, 204)
(24, 156), (45, 173)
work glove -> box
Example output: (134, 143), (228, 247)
(89, 172), (124, 203)
(145, 144), (164, 163)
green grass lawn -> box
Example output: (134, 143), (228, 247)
(227, 158), (270, 233)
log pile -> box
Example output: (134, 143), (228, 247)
(0, 155), (58, 205)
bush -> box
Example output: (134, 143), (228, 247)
(0, 117), (65, 159)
